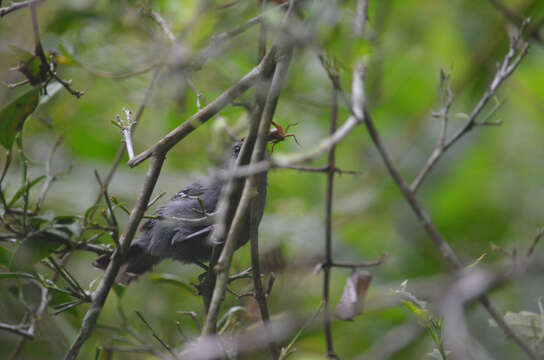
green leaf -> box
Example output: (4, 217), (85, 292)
(149, 273), (197, 295)
(10, 231), (67, 270)
(58, 43), (82, 66)
(402, 300), (430, 325)
(84, 205), (100, 225)
(0, 271), (35, 279)
(0, 89), (40, 149)
(8, 175), (45, 207)
(8, 45), (34, 61)
(113, 283), (126, 299)
(0, 246), (11, 267)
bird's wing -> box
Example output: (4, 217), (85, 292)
(171, 225), (214, 246)
(139, 182), (207, 232)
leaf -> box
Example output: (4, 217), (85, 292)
(113, 284), (126, 299)
(402, 300), (430, 325)
(10, 230), (67, 270)
(0, 89), (40, 149)
(8, 175), (45, 207)
(218, 306), (246, 330)
(0, 271), (35, 279)
(0, 246), (11, 267)
(149, 273), (197, 295)
(57, 43), (82, 66)
(8, 45), (34, 61)
(489, 311), (543, 340)
(334, 271), (372, 321)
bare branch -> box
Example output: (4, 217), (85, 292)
(356, 65), (539, 360)
(0, 0), (44, 17)
(202, 43), (294, 336)
(93, 66), (162, 206)
(135, 311), (180, 360)
(128, 55), (270, 167)
(410, 25), (529, 192)
(322, 84), (339, 359)
(64, 155), (165, 360)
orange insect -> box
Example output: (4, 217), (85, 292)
(268, 121), (300, 152)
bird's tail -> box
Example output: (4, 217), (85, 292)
(92, 244), (161, 286)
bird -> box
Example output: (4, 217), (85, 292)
(93, 140), (268, 285)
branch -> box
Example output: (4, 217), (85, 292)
(0, 0), (44, 17)
(355, 68), (539, 360)
(202, 42), (294, 336)
(128, 54), (271, 167)
(410, 25), (529, 192)
(93, 66), (162, 206)
(64, 155), (165, 360)
(135, 311), (180, 360)
(322, 84), (339, 359)
(250, 181), (279, 359)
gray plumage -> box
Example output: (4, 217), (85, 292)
(93, 140), (267, 285)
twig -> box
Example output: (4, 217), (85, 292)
(250, 173), (279, 358)
(527, 228), (544, 257)
(329, 253), (388, 269)
(64, 155), (165, 360)
(354, 65), (539, 360)
(0, 79), (29, 88)
(213, 114), (361, 180)
(202, 41), (294, 335)
(93, 66), (162, 206)
(285, 164), (361, 175)
(29, 3), (84, 98)
(33, 135), (63, 214)
(113, 108), (137, 160)
(128, 51), (273, 167)
(0, 0), (44, 17)
(322, 83), (339, 359)
(356, 321), (423, 360)
(94, 171), (119, 247)
(135, 311), (181, 360)
(353, 0), (369, 37)
(410, 24), (529, 192)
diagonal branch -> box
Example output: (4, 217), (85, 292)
(353, 68), (539, 360)
(202, 42), (294, 337)
(410, 23), (529, 192)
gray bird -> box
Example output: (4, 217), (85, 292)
(93, 140), (268, 285)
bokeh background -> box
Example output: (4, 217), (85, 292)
(1, 0), (544, 359)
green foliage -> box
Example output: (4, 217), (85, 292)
(0, 89), (40, 149)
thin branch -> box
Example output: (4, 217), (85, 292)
(64, 155), (165, 360)
(353, 0), (369, 37)
(202, 42), (294, 335)
(410, 26), (529, 192)
(527, 228), (544, 257)
(354, 67), (539, 360)
(0, 0), (44, 17)
(94, 171), (119, 247)
(322, 83), (339, 359)
(285, 164), (361, 175)
(128, 51), (274, 167)
(135, 311), (181, 360)
(329, 253), (388, 269)
(33, 135), (63, 214)
(93, 66), (162, 206)
(250, 182), (279, 359)
(0, 79), (29, 89)
(29, 3), (83, 98)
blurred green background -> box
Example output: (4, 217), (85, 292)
(1, 0), (544, 359)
